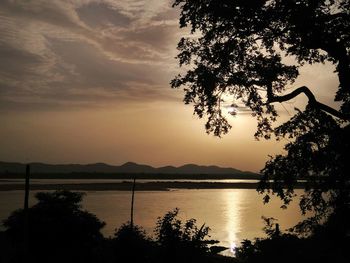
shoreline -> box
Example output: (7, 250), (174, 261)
(0, 181), (305, 191)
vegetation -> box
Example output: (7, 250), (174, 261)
(1, 190), (348, 262)
(2, 191), (105, 263)
(0, 190), (234, 263)
(235, 217), (349, 263)
(171, 0), (349, 237)
(1, 2), (349, 261)
(154, 208), (222, 262)
(112, 223), (154, 262)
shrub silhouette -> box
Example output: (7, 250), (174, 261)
(113, 222), (154, 262)
(235, 217), (350, 263)
(3, 190), (105, 263)
(1, 195), (235, 263)
(154, 208), (219, 262)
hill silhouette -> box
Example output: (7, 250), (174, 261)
(0, 161), (259, 179)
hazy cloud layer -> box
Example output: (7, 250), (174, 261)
(0, 0), (342, 170)
(0, 0), (181, 111)
(0, 0), (339, 113)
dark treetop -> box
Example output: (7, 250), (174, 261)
(172, 0), (350, 234)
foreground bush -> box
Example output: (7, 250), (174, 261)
(154, 208), (222, 263)
(113, 223), (155, 262)
(235, 217), (350, 263)
(2, 190), (105, 263)
(0, 191), (235, 263)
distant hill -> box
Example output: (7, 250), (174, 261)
(0, 161), (260, 179)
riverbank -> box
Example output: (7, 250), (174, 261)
(0, 181), (305, 191)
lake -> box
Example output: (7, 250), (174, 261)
(0, 184), (306, 256)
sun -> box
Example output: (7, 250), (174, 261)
(226, 106), (238, 116)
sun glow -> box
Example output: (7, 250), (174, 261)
(222, 99), (252, 119)
(230, 242), (237, 253)
(226, 106), (238, 116)
(223, 190), (244, 256)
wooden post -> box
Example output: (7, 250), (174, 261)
(275, 223), (280, 236)
(23, 164), (30, 258)
(24, 164), (30, 210)
(130, 177), (136, 228)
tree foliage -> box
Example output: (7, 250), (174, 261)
(259, 106), (349, 232)
(1, 201), (228, 263)
(172, 0), (350, 234)
(154, 208), (218, 262)
(235, 215), (349, 263)
(113, 222), (154, 262)
(3, 190), (105, 263)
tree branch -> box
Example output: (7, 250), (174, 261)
(267, 85), (350, 120)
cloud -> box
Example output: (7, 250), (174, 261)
(76, 2), (132, 28)
(0, 0), (182, 111)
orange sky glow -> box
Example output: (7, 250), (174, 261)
(0, 0), (339, 172)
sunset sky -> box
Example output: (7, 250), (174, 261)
(0, 0), (339, 172)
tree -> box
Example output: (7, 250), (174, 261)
(3, 190), (105, 263)
(171, 0), (350, 235)
(234, 216), (349, 262)
(154, 208), (218, 262)
(113, 223), (154, 262)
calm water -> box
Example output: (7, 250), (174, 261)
(0, 187), (306, 256)
(0, 179), (259, 184)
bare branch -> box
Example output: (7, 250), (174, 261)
(267, 86), (350, 120)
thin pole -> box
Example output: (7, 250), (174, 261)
(24, 164), (30, 210)
(130, 177), (136, 228)
(23, 164), (30, 258)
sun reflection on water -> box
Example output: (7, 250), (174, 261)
(222, 189), (244, 256)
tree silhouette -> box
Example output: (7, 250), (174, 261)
(113, 222), (154, 262)
(235, 215), (349, 263)
(172, 0), (349, 235)
(3, 190), (105, 263)
(154, 208), (218, 262)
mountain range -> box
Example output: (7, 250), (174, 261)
(0, 161), (259, 179)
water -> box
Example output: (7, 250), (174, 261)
(0, 187), (306, 256)
(0, 178), (259, 184)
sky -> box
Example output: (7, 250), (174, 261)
(0, 0), (339, 172)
